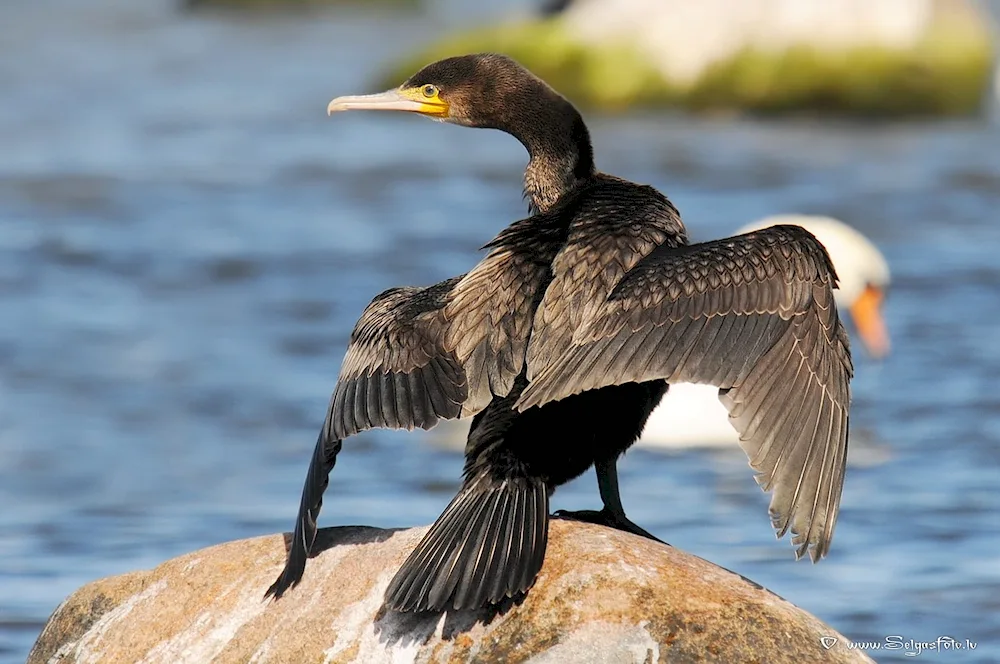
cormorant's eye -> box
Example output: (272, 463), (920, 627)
(421, 84), (438, 98)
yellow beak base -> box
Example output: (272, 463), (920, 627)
(327, 89), (448, 118)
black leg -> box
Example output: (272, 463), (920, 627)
(554, 457), (666, 544)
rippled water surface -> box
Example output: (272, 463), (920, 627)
(2, 2), (999, 662)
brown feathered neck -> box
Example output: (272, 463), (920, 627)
(508, 83), (595, 214)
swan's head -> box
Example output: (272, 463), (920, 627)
(739, 215), (891, 359)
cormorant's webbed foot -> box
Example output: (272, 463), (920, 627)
(553, 507), (666, 544)
(554, 455), (668, 545)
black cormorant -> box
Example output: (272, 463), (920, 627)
(265, 53), (853, 613)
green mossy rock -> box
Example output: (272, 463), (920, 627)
(377, 20), (671, 112)
(380, 15), (994, 117)
(183, 0), (418, 10)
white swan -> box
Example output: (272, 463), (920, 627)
(638, 214), (890, 449)
(422, 214), (890, 452)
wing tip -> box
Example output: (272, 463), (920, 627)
(264, 558), (305, 602)
(770, 508), (834, 564)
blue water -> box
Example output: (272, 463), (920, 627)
(2, 2), (999, 662)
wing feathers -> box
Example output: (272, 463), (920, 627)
(516, 225), (851, 561)
(327, 216), (560, 439)
(265, 427), (344, 600)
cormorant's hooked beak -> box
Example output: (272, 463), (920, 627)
(849, 284), (890, 359)
(327, 89), (449, 118)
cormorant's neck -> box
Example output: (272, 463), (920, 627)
(506, 85), (595, 214)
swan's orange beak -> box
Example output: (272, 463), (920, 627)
(849, 284), (890, 359)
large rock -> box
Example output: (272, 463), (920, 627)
(29, 521), (873, 664)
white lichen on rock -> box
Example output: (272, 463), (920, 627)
(45, 579), (168, 664)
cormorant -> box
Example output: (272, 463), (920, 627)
(266, 53), (853, 613)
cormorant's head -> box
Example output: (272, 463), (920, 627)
(327, 53), (564, 131)
(327, 53), (594, 211)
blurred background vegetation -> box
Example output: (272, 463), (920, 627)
(188, 0), (997, 117)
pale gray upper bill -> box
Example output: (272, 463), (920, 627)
(327, 90), (426, 115)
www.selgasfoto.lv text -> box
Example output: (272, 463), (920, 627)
(822, 635), (977, 657)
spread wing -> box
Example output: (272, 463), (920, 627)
(517, 225), (853, 561)
(329, 215), (562, 440)
(328, 278), (468, 439)
(269, 216), (562, 600)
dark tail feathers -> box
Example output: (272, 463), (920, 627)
(265, 425), (343, 600)
(384, 471), (548, 612)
